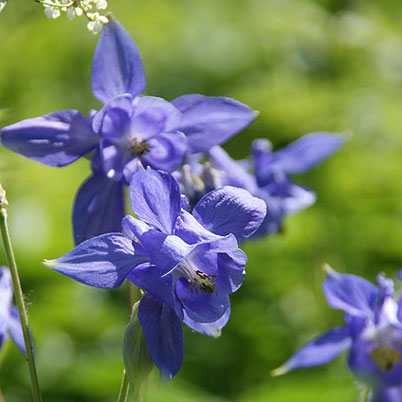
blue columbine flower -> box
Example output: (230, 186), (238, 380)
(273, 266), (402, 401)
(208, 132), (344, 237)
(0, 17), (256, 245)
(0, 267), (25, 355)
(44, 165), (266, 379)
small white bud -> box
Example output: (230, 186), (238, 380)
(66, 7), (75, 20)
(96, 0), (107, 10)
(75, 6), (83, 16)
(98, 15), (108, 24)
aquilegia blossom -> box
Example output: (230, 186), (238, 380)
(0, 17), (256, 245)
(0, 266), (25, 355)
(207, 132), (344, 237)
(274, 266), (402, 402)
(44, 166), (266, 379)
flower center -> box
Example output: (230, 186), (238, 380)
(129, 138), (150, 157)
(371, 345), (402, 371)
(177, 258), (217, 296)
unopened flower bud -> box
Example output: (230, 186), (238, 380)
(123, 300), (154, 396)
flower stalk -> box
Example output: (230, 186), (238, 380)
(117, 370), (130, 402)
(0, 183), (43, 402)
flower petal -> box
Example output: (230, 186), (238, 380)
(44, 234), (147, 288)
(273, 327), (351, 375)
(1, 111), (98, 167)
(73, 174), (125, 245)
(268, 132), (345, 174)
(208, 146), (257, 193)
(128, 263), (181, 318)
(323, 266), (378, 318)
(176, 277), (230, 323)
(172, 95), (257, 153)
(131, 96), (181, 137)
(192, 186), (266, 242)
(138, 230), (193, 276)
(138, 294), (183, 380)
(141, 132), (186, 173)
(8, 306), (26, 356)
(91, 18), (145, 103)
(121, 215), (150, 240)
(129, 166), (181, 234)
(183, 305), (231, 338)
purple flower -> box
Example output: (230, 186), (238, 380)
(0, 267), (25, 355)
(273, 266), (402, 399)
(0, 17), (256, 245)
(44, 166), (266, 379)
(208, 132), (344, 237)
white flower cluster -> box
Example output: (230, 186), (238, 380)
(0, 0), (7, 13)
(42, 0), (109, 34)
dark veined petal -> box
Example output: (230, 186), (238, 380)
(183, 305), (231, 338)
(0, 110), (98, 167)
(7, 306), (26, 356)
(138, 294), (183, 380)
(73, 174), (125, 245)
(322, 266), (378, 318)
(129, 166), (181, 234)
(192, 186), (266, 242)
(44, 233), (148, 288)
(172, 95), (257, 153)
(269, 132), (345, 174)
(91, 17), (146, 104)
(272, 326), (351, 375)
(141, 132), (186, 173)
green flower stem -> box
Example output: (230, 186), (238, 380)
(0, 184), (43, 402)
(117, 370), (130, 402)
(358, 386), (369, 402)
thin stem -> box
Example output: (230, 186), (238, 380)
(126, 281), (136, 312)
(117, 370), (130, 402)
(0, 184), (43, 402)
(358, 385), (370, 402)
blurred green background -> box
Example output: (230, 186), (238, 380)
(1, 0), (402, 400)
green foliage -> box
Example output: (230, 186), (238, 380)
(1, 0), (402, 400)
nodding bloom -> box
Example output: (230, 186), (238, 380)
(0, 17), (256, 245)
(0, 267), (25, 355)
(273, 266), (402, 402)
(44, 166), (266, 379)
(207, 132), (344, 237)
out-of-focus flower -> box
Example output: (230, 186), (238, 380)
(208, 132), (344, 237)
(1, 18), (256, 245)
(273, 266), (402, 401)
(44, 166), (266, 379)
(0, 267), (25, 355)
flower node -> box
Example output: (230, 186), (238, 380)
(370, 346), (402, 372)
(130, 138), (150, 157)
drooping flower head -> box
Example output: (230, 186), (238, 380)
(0, 17), (256, 245)
(207, 132), (344, 237)
(273, 266), (402, 401)
(0, 267), (25, 355)
(44, 166), (266, 379)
